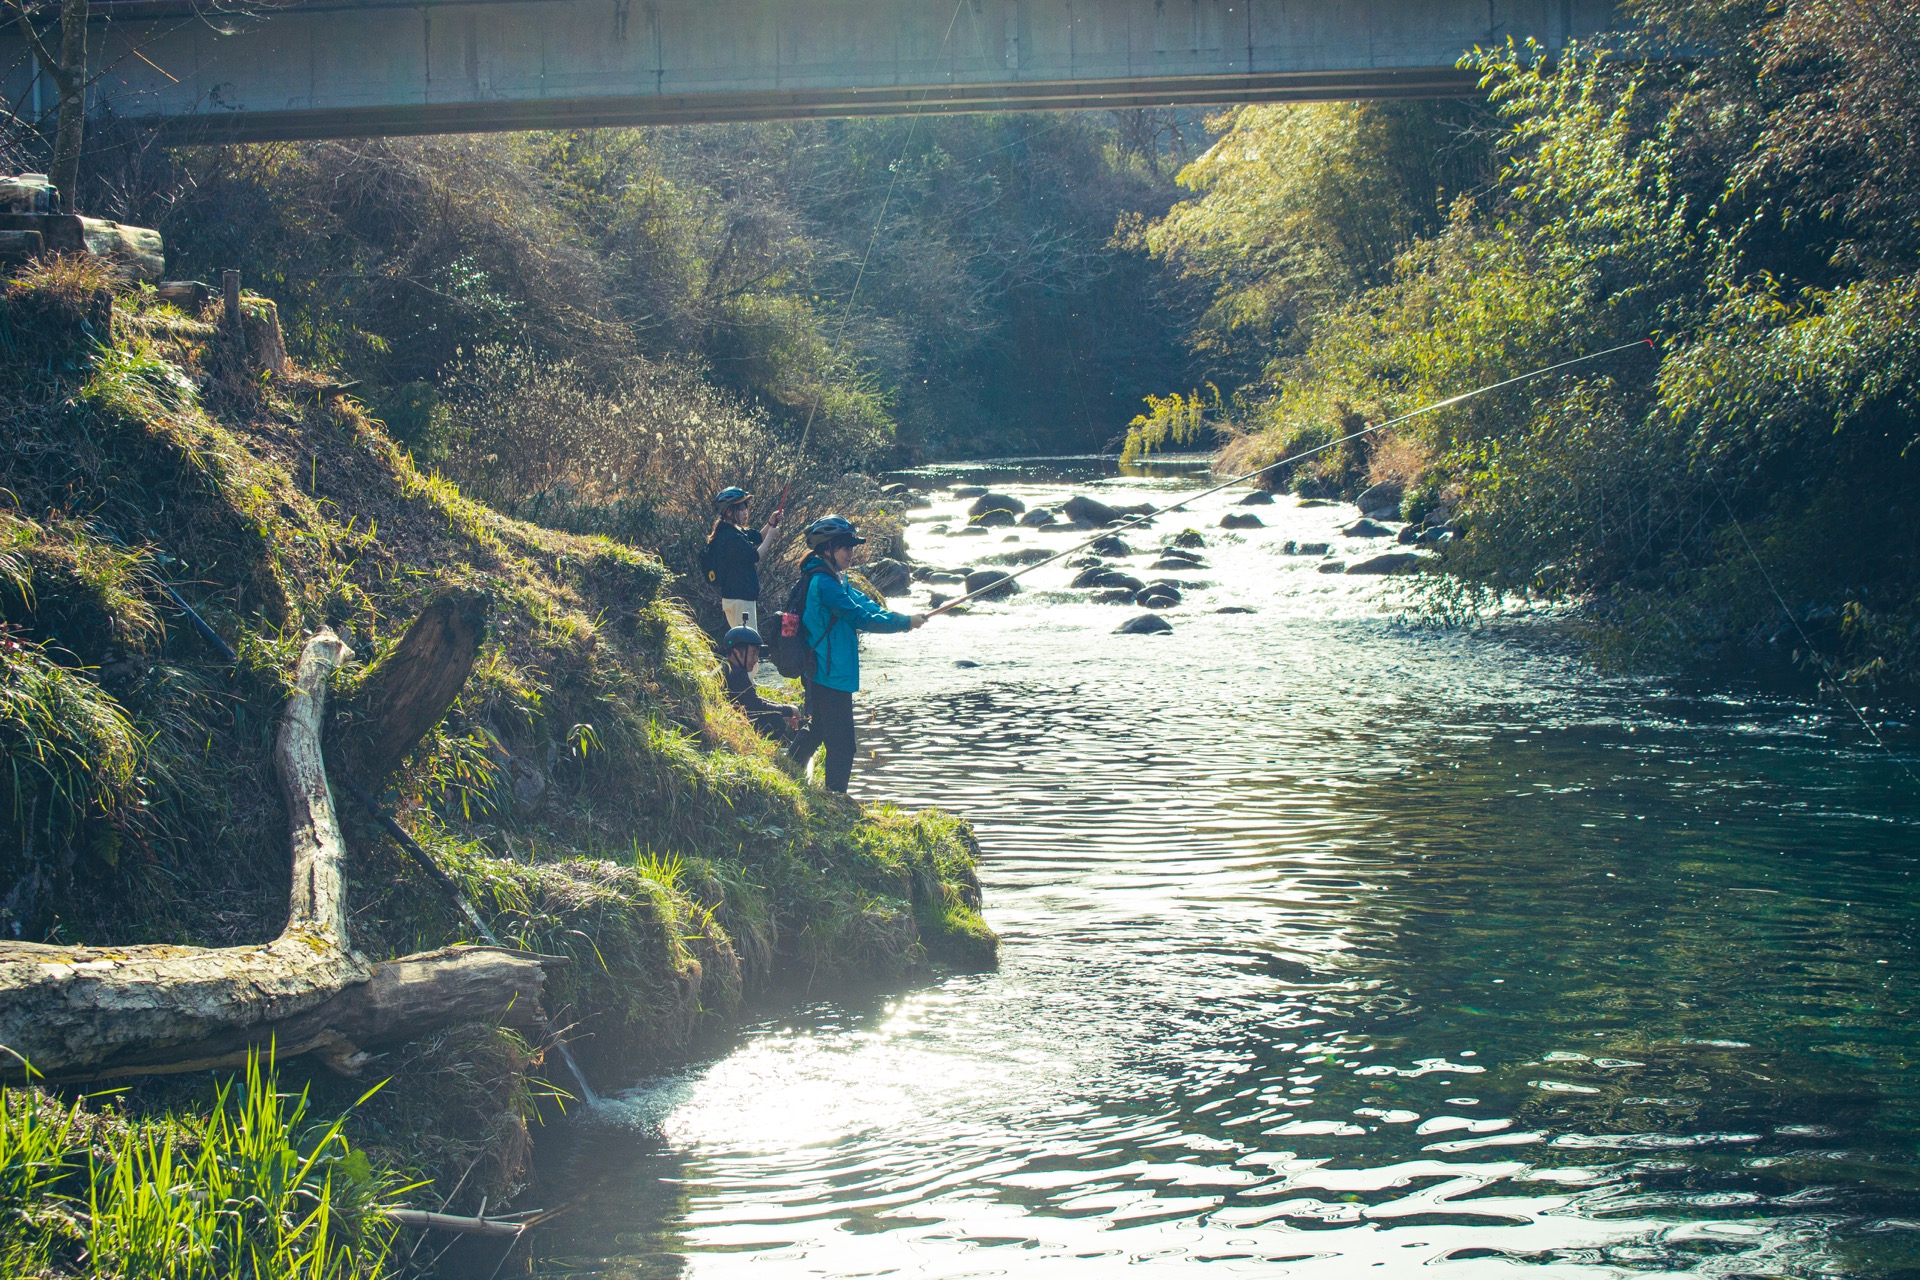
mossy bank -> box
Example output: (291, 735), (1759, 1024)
(0, 258), (994, 1253)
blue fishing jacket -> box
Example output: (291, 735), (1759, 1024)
(800, 555), (911, 692)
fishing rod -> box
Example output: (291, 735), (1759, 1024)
(924, 339), (1657, 617)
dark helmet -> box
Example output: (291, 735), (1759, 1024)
(804, 515), (866, 551)
(724, 626), (763, 650)
(713, 486), (750, 509)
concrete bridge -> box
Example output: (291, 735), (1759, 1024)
(2, 0), (1618, 143)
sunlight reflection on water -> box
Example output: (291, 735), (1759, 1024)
(538, 458), (1920, 1279)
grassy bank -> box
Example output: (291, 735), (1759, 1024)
(0, 255), (994, 1254)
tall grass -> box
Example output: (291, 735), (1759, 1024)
(0, 1052), (402, 1280)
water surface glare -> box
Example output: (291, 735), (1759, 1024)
(540, 458), (1920, 1278)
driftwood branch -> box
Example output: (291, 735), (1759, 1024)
(0, 629), (549, 1082)
(332, 588), (489, 787)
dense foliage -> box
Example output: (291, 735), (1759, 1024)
(1128, 3), (1920, 691)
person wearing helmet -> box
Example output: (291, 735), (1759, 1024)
(721, 626), (800, 742)
(702, 486), (781, 632)
(786, 515), (927, 793)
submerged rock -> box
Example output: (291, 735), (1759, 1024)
(1075, 568), (1144, 592)
(1019, 508), (1057, 526)
(1282, 541), (1331, 556)
(963, 569), (1020, 599)
(1317, 561), (1347, 574)
(1215, 606), (1256, 614)
(1238, 490), (1275, 505)
(954, 526), (988, 537)
(1340, 519), (1394, 538)
(1149, 556), (1206, 571)
(1170, 529), (1207, 549)
(971, 509), (1017, 528)
(968, 492), (1026, 517)
(1116, 614), (1173, 635)
(1088, 535), (1133, 557)
(1298, 498), (1336, 508)
(952, 485), (989, 498)
(987, 547), (1055, 567)
(1220, 512), (1264, 529)
(1139, 585), (1182, 609)
(1093, 588), (1137, 604)
(1063, 494), (1121, 526)
(1346, 553), (1424, 575)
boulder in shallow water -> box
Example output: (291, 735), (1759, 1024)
(1298, 498), (1336, 508)
(1282, 540), (1331, 556)
(1317, 561), (1347, 574)
(1341, 518), (1395, 538)
(1346, 553), (1424, 575)
(1138, 585), (1182, 609)
(963, 569), (1021, 599)
(988, 547), (1055, 567)
(1093, 588), (1137, 604)
(1088, 535), (1133, 557)
(1019, 508), (1057, 526)
(971, 509), (1016, 528)
(1170, 529), (1207, 549)
(1238, 490), (1275, 505)
(1216, 606), (1255, 614)
(1357, 481), (1403, 518)
(954, 526), (988, 537)
(1062, 494), (1121, 526)
(861, 557), (913, 594)
(952, 485), (989, 498)
(1220, 512), (1264, 529)
(1116, 614), (1173, 635)
(880, 482), (913, 497)
(968, 492), (1026, 517)
(1149, 556), (1206, 571)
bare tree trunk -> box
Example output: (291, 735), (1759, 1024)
(50, 0), (85, 213)
(0, 631), (553, 1082)
(331, 588), (489, 787)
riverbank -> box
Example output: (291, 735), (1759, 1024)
(0, 260), (992, 1271)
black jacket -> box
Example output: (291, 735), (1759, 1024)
(724, 662), (793, 719)
(706, 522), (763, 600)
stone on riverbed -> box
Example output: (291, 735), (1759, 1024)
(986, 547), (1055, 567)
(1317, 561), (1347, 574)
(1149, 556), (1206, 571)
(954, 526), (988, 537)
(1063, 495), (1121, 526)
(1220, 513), (1264, 529)
(1282, 541), (1331, 556)
(971, 509), (1017, 528)
(1116, 614), (1173, 635)
(1216, 606), (1255, 614)
(1346, 553), (1424, 575)
(952, 485), (989, 498)
(1169, 529), (1207, 549)
(1238, 491), (1275, 505)
(963, 570), (1021, 599)
(1139, 585), (1182, 609)
(1341, 518), (1395, 538)
(860, 558), (913, 594)
(1093, 588), (1137, 604)
(968, 492), (1026, 517)
(1088, 535), (1133, 557)
(1019, 508), (1058, 526)
(1357, 481), (1403, 518)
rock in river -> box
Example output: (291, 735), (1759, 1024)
(1346, 553), (1424, 575)
(963, 569), (1021, 599)
(1238, 490), (1275, 505)
(1357, 481), (1403, 518)
(1317, 561), (1347, 574)
(1073, 567), (1144, 592)
(1088, 535), (1133, 557)
(987, 547), (1055, 567)
(1093, 588), (1137, 604)
(1116, 614), (1173, 635)
(1282, 541), (1331, 556)
(1170, 529), (1207, 549)
(1139, 584), (1182, 609)
(1220, 512), (1264, 529)
(861, 557), (913, 594)
(1340, 519), (1394, 538)
(971, 508), (1017, 528)
(1063, 494), (1121, 526)
(952, 485), (989, 498)
(1149, 556), (1205, 571)
(968, 492), (1026, 517)
(1019, 508), (1057, 526)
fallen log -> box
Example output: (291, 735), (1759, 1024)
(0, 630), (551, 1081)
(331, 588), (489, 787)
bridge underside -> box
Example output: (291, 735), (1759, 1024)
(2, 0), (1617, 143)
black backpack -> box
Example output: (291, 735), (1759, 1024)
(768, 563), (832, 679)
(699, 532), (720, 586)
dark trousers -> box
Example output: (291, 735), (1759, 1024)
(788, 682), (856, 792)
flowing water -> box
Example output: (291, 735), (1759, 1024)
(539, 457), (1920, 1279)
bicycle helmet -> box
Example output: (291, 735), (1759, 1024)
(804, 515), (866, 551)
(712, 486), (750, 509)
(723, 626), (763, 650)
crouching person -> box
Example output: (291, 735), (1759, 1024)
(788, 516), (926, 793)
(722, 626), (800, 743)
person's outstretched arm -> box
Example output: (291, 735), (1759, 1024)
(816, 574), (913, 634)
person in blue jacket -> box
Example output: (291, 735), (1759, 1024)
(787, 515), (926, 793)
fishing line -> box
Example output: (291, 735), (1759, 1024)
(926, 338), (1656, 615)
(1704, 477), (1920, 792)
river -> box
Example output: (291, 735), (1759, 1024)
(538, 456), (1920, 1279)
